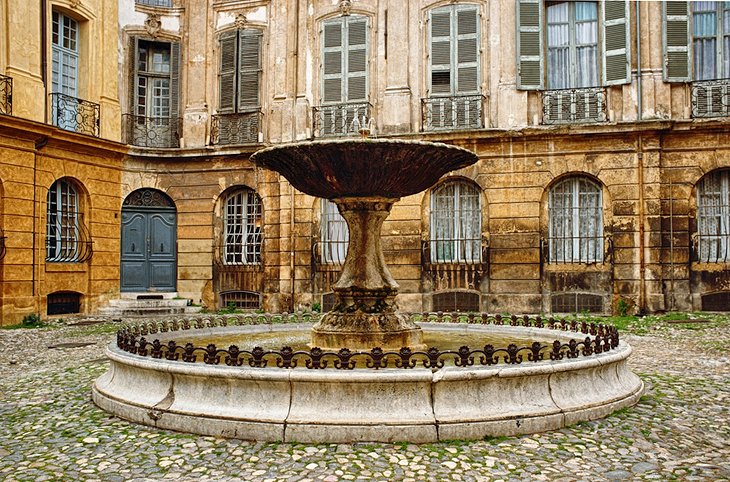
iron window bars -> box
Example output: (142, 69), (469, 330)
(313, 102), (372, 138)
(49, 93), (100, 137)
(123, 114), (181, 148)
(0, 74), (11, 115)
(135, 0), (172, 7)
(542, 87), (607, 125)
(210, 111), (262, 145)
(421, 94), (486, 131)
(691, 79), (730, 118)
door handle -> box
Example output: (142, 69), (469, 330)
(131, 242), (135, 252)
(160, 243), (164, 252)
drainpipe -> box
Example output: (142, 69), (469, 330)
(635, 0), (642, 121)
(41, 0), (48, 123)
(33, 136), (48, 307)
(637, 135), (646, 314)
(289, 0), (301, 310)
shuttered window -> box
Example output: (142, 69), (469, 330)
(218, 29), (262, 113)
(663, 1), (691, 81)
(429, 5), (480, 95)
(517, 0), (630, 90)
(321, 15), (368, 104)
(133, 39), (181, 121)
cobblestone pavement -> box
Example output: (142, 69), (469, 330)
(1, 315), (729, 482)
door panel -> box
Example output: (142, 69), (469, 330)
(121, 209), (177, 292)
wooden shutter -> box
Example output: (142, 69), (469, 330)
(238, 29), (262, 110)
(663, 1), (690, 82)
(346, 16), (368, 101)
(218, 30), (238, 113)
(322, 20), (343, 103)
(602, 0), (631, 85)
(128, 36), (139, 116)
(430, 8), (452, 95)
(170, 42), (181, 120)
(516, 0), (543, 90)
(456, 6), (479, 94)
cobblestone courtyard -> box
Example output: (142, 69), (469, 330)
(1, 315), (729, 482)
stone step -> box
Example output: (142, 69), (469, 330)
(98, 296), (202, 317)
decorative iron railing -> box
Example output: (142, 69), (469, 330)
(312, 238), (348, 267)
(540, 234), (613, 265)
(45, 214), (93, 263)
(421, 238), (489, 291)
(421, 94), (486, 131)
(210, 111), (262, 145)
(123, 114), (181, 148)
(313, 102), (372, 138)
(0, 227), (6, 260)
(49, 93), (100, 137)
(542, 87), (607, 125)
(691, 232), (730, 263)
(691, 79), (730, 118)
(116, 313), (620, 370)
(135, 0), (172, 6)
(0, 74), (12, 115)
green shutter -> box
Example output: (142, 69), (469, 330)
(430, 8), (452, 95)
(602, 0), (631, 85)
(322, 20), (343, 103)
(346, 16), (368, 101)
(218, 30), (237, 113)
(170, 42), (181, 120)
(516, 0), (543, 90)
(129, 36), (138, 116)
(663, 1), (690, 82)
(456, 6), (479, 94)
(238, 29), (262, 110)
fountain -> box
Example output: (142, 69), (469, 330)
(92, 138), (643, 443)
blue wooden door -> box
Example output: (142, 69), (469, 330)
(121, 209), (176, 292)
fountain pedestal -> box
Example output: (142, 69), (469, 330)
(311, 197), (422, 350)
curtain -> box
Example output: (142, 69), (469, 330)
(321, 200), (348, 264)
(694, 2), (718, 80)
(431, 182), (481, 263)
(547, 2), (570, 89)
(547, 2), (598, 89)
(698, 171), (730, 262)
(549, 177), (602, 263)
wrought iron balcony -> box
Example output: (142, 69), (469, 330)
(421, 94), (486, 131)
(691, 79), (730, 118)
(540, 234), (613, 265)
(45, 214), (93, 263)
(421, 238), (489, 292)
(123, 114), (181, 148)
(135, 0), (172, 6)
(542, 87), (607, 125)
(210, 111), (262, 145)
(313, 102), (372, 138)
(49, 93), (100, 137)
(0, 74), (12, 115)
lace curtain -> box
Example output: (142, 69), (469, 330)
(697, 170), (730, 262)
(549, 177), (603, 263)
(431, 182), (481, 263)
(321, 199), (349, 264)
(547, 1), (598, 90)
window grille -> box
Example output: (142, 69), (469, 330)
(432, 291), (480, 313)
(46, 179), (91, 263)
(696, 170), (730, 263)
(135, 0), (172, 7)
(320, 199), (349, 265)
(220, 291), (260, 310)
(47, 291), (81, 315)
(0, 74), (12, 115)
(551, 293), (603, 313)
(547, 177), (603, 264)
(430, 181), (482, 263)
(223, 189), (262, 265)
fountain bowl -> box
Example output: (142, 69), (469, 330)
(92, 314), (644, 443)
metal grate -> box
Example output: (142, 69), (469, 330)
(123, 114), (181, 148)
(692, 79), (730, 118)
(701, 292), (730, 311)
(220, 290), (260, 310)
(318, 199), (349, 265)
(432, 291), (480, 312)
(222, 189), (262, 266)
(551, 293), (603, 314)
(421, 95), (485, 131)
(46, 180), (92, 263)
(0, 74), (11, 115)
(49, 93), (100, 137)
(542, 87), (607, 125)
(313, 102), (372, 138)
(210, 111), (262, 145)
(695, 170), (730, 263)
(47, 291), (81, 315)
(322, 292), (337, 312)
(135, 0), (172, 6)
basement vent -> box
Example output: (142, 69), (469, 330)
(137, 295), (164, 300)
(432, 291), (480, 313)
(220, 291), (260, 310)
(322, 293), (337, 312)
(701, 292), (730, 311)
(551, 293), (603, 314)
(47, 291), (81, 315)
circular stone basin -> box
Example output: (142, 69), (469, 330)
(93, 315), (644, 443)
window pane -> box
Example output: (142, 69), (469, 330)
(431, 182), (481, 263)
(223, 189), (262, 265)
(321, 200), (349, 264)
(548, 177), (603, 263)
(697, 170), (730, 262)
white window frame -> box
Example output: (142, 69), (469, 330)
(223, 189), (262, 265)
(430, 181), (482, 263)
(548, 177), (603, 264)
(320, 199), (349, 264)
(697, 170), (730, 263)
(46, 179), (81, 263)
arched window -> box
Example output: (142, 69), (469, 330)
(222, 188), (262, 265)
(697, 170), (730, 263)
(320, 199), (349, 264)
(548, 176), (603, 263)
(430, 181), (482, 263)
(46, 179), (90, 263)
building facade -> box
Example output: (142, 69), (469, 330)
(1, 0), (729, 324)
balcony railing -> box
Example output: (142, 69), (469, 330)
(540, 234), (613, 265)
(135, 0), (172, 6)
(691, 79), (730, 118)
(0, 74), (12, 115)
(313, 102), (372, 138)
(421, 94), (486, 131)
(692, 232), (730, 263)
(123, 114), (181, 148)
(50, 93), (100, 137)
(210, 111), (262, 145)
(421, 238), (489, 291)
(542, 87), (607, 125)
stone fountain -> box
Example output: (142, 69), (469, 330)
(250, 139), (477, 350)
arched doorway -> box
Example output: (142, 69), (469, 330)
(120, 189), (177, 292)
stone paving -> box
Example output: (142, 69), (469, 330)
(1, 315), (729, 482)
